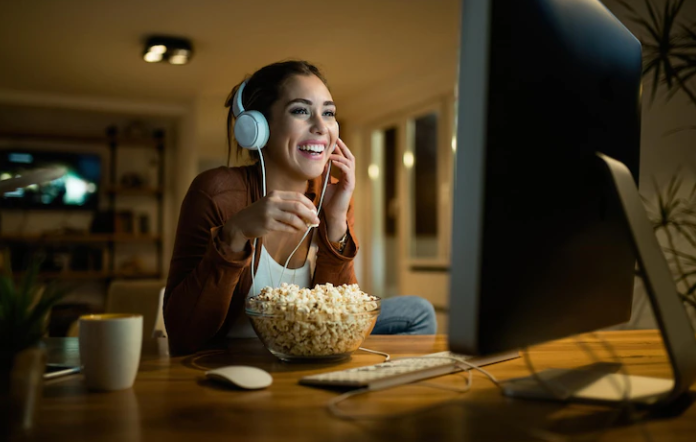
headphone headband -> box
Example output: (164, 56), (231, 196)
(232, 80), (247, 118)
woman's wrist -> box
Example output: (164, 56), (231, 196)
(221, 223), (249, 252)
(326, 213), (348, 243)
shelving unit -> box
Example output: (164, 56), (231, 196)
(106, 125), (165, 280)
(0, 126), (166, 281)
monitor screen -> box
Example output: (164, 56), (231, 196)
(0, 149), (101, 210)
(448, 0), (642, 355)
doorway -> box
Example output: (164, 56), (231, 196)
(366, 97), (455, 327)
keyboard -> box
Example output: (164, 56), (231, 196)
(299, 350), (519, 391)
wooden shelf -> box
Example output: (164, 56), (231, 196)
(0, 131), (107, 144)
(106, 187), (163, 195)
(1, 126), (166, 284)
(0, 131), (161, 148)
(111, 271), (162, 279)
(38, 271), (109, 280)
(112, 139), (161, 150)
(111, 234), (162, 243)
(13, 270), (162, 281)
(0, 234), (161, 243)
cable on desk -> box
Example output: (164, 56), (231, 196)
(455, 357), (500, 386)
(519, 337), (654, 442)
(520, 347), (572, 401)
(358, 347), (391, 361)
(574, 334), (654, 442)
(187, 350), (230, 371)
(327, 359), (474, 421)
(326, 355), (501, 420)
(326, 357), (571, 442)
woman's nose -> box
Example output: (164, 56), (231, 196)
(310, 115), (327, 134)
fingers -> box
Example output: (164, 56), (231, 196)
(329, 158), (352, 176)
(333, 138), (355, 161)
(329, 138), (355, 189)
(272, 209), (314, 232)
(328, 154), (351, 168)
(330, 139), (354, 165)
(269, 190), (317, 216)
(267, 191), (320, 226)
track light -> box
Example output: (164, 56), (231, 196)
(143, 36), (193, 65)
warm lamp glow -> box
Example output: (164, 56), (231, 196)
(403, 152), (415, 169)
(143, 52), (163, 63)
(143, 36), (193, 65)
(368, 164), (380, 180)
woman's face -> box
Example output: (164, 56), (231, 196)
(264, 74), (338, 182)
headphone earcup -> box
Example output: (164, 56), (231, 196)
(234, 110), (270, 150)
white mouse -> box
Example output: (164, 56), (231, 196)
(205, 366), (273, 390)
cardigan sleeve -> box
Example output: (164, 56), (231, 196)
(163, 170), (252, 355)
(311, 196), (359, 286)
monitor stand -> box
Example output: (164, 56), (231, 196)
(501, 152), (696, 407)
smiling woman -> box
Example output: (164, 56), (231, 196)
(162, 60), (436, 355)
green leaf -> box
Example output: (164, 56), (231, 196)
(618, 0), (696, 106)
(673, 224), (696, 249)
(0, 255), (70, 353)
(16, 258), (42, 323)
(675, 269), (696, 282)
(22, 284), (70, 332)
(679, 293), (696, 310)
(666, 171), (681, 200)
(666, 248), (696, 267)
(620, 0), (661, 41)
(664, 125), (696, 137)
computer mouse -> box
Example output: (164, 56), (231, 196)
(205, 366), (273, 390)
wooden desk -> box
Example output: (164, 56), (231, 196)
(24, 330), (696, 441)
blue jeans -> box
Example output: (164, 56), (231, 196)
(371, 296), (437, 335)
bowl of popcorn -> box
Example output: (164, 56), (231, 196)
(245, 283), (381, 362)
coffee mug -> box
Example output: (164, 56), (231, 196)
(78, 314), (143, 391)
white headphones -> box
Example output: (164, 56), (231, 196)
(232, 80), (270, 150)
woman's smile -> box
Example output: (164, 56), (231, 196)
(297, 140), (329, 159)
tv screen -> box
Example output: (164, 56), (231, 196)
(0, 149), (101, 209)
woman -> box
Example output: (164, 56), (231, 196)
(164, 60), (436, 355)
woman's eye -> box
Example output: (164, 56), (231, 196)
(323, 110), (336, 117)
(290, 108), (309, 115)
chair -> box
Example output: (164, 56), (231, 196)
(68, 279), (167, 355)
(104, 280), (167, 339)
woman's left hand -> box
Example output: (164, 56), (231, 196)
(322, 137), (355, 241)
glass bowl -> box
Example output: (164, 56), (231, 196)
(245, 285), (381, 363)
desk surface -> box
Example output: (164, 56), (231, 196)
(26, 330), (696, 442)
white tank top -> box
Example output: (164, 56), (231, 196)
(227, 237), (318, 338)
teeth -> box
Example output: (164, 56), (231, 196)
(299, 144), (325, 153)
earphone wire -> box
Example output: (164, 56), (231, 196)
(278, 161), (332, 284)
(251, 150), (331, 292)
(250, 145), (268, 298)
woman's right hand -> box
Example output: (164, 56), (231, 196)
(220, 190), (320, 252)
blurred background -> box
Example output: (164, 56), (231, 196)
(1, 0), (695, 335)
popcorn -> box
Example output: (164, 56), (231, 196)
(246, 283), (380, 359)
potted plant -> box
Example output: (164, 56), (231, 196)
(618, 0), (696, 107)
(644, 174), (696, 321)
(0, 254), (69, 436)
(616, 0), (696, 324)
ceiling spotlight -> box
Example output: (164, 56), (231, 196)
(143, 36), (193, 65)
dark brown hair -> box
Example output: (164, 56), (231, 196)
(224, 60), (328, 166)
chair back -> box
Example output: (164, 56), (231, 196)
(105, 279), (166, 339)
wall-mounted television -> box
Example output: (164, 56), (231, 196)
(0, 149), (101, 210)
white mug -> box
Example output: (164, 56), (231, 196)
(78, 314), (143, 391)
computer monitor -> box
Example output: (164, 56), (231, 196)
(448, 0), (696, 406)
